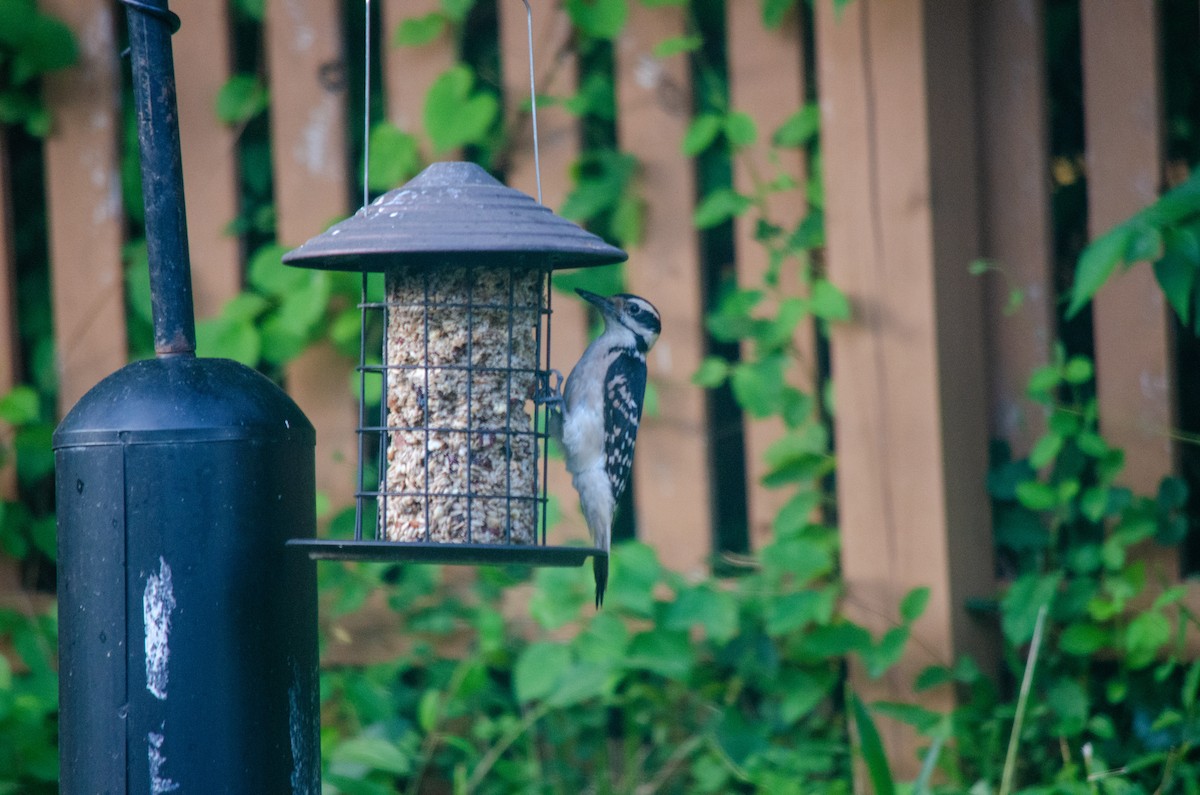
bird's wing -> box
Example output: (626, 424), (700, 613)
(603, 351), (647, 503)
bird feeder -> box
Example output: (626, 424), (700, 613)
(283, 161), (626, 566)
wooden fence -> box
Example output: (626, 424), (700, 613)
(0, 0), (1193, 774)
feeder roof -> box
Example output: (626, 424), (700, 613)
(282, 161), (627, 272)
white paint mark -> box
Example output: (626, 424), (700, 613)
(294, 97), (339, 178)
(288, 658), (317, 795)
(143, 557), (176, 700)
(148, 730), (180, 793)
(635, 55), (662, 90)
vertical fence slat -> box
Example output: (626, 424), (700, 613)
(617, 4), (712, 574)
(382, 0), (457, 160)
(726, 6), (814, 549)
(1080, 3), (1174, 501)
(497, 3), (590, 543)
(172, 0), (241, 318)
(40, 0), (126, 415)
(0, 129), (17, 501)
(976, 0), (1054, 457)
(265, 0), (356, 513)
(816, 0), (994, 775)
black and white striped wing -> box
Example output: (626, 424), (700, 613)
(603, 351), (648, 502)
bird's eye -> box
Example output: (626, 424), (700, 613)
(628, 305), (642, 318)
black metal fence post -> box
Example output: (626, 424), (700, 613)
(53, 2), (321, 792)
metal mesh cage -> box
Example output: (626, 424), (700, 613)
(282, 162), (625, 566)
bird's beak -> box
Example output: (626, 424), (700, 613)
(576, 288), (616, 316)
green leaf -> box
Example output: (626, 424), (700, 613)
(851, 695), (896, 795)
(870, 701), (943, 733)
(692, 356), (730, 388)
(899, 587), (930, 623)
(30, 515), (55, 560)
(693, 188), (751, 229)
(331, 735), (414, 776)
(367, 123), (420, 190)
(809, 279), (851, 321)
(417, 688), (440, 733)
(215, 75), (268, 124)
(530, 566), (588, 628)
(547, 661), (614, 706)
(1124, 611), (1171, 669)
(1183, 658), (1200, 709)
(196, 316), (261, 366)
(1028, 433), (1063, 470)
(773, 103), (819, 147)
(423, 65), (499, 153)
(730, 354), (786, 418)
(1124, 222), (1163, 262)
(13, 424), (53, 484)
(724, 111), (757, 149)
(802, 622), (872, 658)
(247, 244), (304, 295)
(1068, 224), (1133, 317)
(0, 386), (39, 425)
(573, 611), (628, 664)
(561, 150), (637, 222)
(610, 192), (644, 247)
(17, 14), (76, 73)
(1046, 678), (1089, 736)
(1158, 475), (1189, 510)
(864, 626), (909, 678)
(1059, 623), (1108, 656)
(565, 0), (628, 39)
(606, 542), (662, 617)
(440, 0), (475, 22)
(626, 630), (693, 680)
(682, 114), (722, 157)
(1000, 572), (1060, 645)
(0, 0), (36, 48)
(765, 590), (823, 636)
(513, 642), (571, 702)
(761, 0), (797, 29)
(665, 585), (738, 642)
(652, 34), (701, 59)
(393, 13), (446, 47)
(1015, 481), (1056, 511)
(1062, 356), (1094, 384)
(1153, 226), (1200, 324)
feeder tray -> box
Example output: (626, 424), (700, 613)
(283, 162), (626, 567)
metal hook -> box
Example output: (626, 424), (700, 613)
(520, 0), (543, 205)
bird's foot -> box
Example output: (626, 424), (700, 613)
(534, 369), (566, 410)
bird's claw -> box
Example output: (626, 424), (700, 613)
(534, 369), (566, 409)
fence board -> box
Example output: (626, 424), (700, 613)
(976, 0), (1054, 457)
(497, 1), (590, 543)
(265, 0), (357, 513)
(172, 0), (241, 318)
(616, 3), (712, 574)
(40, 0), (126, 415)
(1080, 2), (1174, 502)
(816, 0), (994, 775)
(726, 5), (814, 549)
(0, 130), (17, 501)
(382, 0), (458, 161)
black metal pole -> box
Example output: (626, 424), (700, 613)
(124, 0), (196, 356)
(55, 3), (322, 792)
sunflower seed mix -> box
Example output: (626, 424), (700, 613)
(381, 266), (541, 545)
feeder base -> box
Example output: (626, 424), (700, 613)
(286, 538), (603, 567)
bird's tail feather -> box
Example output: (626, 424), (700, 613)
(593, 555), (608, 609)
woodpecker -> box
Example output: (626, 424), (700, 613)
(551, 289), (661, 608)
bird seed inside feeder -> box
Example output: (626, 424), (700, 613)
(381, 265), (541, 545)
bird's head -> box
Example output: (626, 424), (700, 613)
(577, 289), (661, 354)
